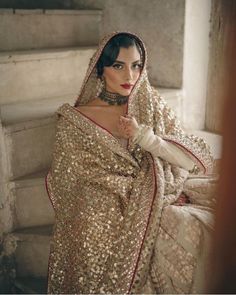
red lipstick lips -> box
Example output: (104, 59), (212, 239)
(120, 83), (133, 89)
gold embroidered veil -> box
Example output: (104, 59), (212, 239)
(46, 31), (214, 294)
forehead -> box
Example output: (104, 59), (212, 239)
(116, 46), (141, 62)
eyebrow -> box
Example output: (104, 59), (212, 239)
(114, 59), (141, 64)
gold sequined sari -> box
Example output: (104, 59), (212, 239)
(46, 32), (216, 294)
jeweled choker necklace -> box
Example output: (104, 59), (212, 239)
(98, 88), (128, 105)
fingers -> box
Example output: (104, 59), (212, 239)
(119, 116), (133, 127)
(120, 115), (133, 120)
(118, 115), (138, 139)
(118, 131), (129, 139)
(119, 121), (131, 133)
(118, 123), (133, 139)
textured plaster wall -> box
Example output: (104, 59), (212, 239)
(73, 0), (185, 89)
(183, 0), (211, 130)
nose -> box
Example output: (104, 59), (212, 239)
(125, 67), (133, 81)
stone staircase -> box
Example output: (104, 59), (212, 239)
(0, 8), (222, 294)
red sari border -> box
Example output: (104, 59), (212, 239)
(128, 155), (158, 293)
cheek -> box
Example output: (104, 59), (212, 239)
(104, 69), (120, 83)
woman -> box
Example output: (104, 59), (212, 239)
(46, 32), (216, 294)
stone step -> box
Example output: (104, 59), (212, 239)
(5, 117), (56, 180)
(0, 9), (102, 51)
(14, 277), (47, 294)
(11, 171), (54, 229)
(0, 46), (95, 105)
(14, 225), (53, 278)
(1, 94), (75, 125)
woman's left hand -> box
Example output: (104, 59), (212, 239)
(118, 115), (139, 139)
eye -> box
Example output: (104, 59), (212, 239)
(133, 63), (142, 70)
(112, 63), (123, 70)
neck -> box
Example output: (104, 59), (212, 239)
(98, 88), (128, 106)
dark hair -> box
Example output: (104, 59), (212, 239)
(96, 33), (144, 77)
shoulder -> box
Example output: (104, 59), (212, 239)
(75, 105), (97, 119)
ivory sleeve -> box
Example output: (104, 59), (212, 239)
(132, 125), (195, 171)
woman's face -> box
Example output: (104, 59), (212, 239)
(102, 45), (142, 96)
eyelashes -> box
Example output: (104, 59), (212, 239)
(112, 63), (143, 70)
(112, 64), (123, 69)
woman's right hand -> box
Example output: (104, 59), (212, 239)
(117, 115), (139, 139)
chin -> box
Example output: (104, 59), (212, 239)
(118, 88), (132, 96)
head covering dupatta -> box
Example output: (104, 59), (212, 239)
(46, 31), (214, 294)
